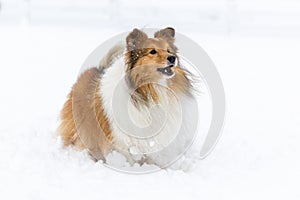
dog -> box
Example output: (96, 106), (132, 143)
(57, 27), (197, 167)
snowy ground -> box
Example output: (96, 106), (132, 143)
(1, 15), (300, 200)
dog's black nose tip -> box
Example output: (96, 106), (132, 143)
(167, 56), (176, 64)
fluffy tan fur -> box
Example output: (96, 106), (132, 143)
(58, 27), (192, 162)
(125, 28), (191, 106)
(58, 67), (112, 161)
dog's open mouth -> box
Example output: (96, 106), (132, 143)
(157, 65), (174, 76)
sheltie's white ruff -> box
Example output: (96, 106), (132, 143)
(100, 58), (196, 166)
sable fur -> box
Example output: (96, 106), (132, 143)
(125, 28), (191, 106)
(58, 27), (194, 165)
(58, 67), (112, 160)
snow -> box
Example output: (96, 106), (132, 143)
(1, 1), (300, 199)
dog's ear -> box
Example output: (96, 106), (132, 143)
(154, 27), (177, 52)
(126, 28), (148, 51)
(154, 27), (175, 42)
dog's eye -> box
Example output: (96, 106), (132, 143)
(150, 49), (157, 54)
(167, 49), (170, 53)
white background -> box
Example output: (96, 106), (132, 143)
(0, 0), (299, 199)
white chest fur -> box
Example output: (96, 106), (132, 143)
(99, 59), (196, 166)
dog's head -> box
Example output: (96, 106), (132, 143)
(125, 27), (192, 105)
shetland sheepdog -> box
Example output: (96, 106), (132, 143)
(58, 27), (197, 167)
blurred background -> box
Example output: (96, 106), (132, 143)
(0, 1), (300, 199)
(1, 0), (300, 35)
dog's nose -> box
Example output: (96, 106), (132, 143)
(167, 56), (176, 64)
